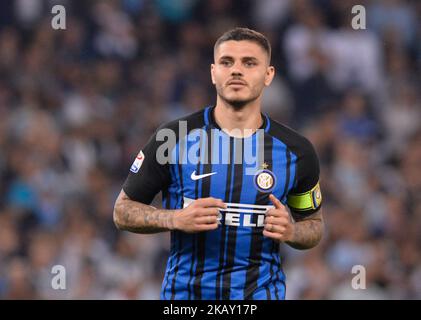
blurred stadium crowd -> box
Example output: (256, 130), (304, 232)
(0, 0), (420, 299)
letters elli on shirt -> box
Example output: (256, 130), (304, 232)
(183, 196), (273, 228)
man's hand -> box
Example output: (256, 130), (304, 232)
(174, 197), (227, 233)
(263, 194), (295, 243)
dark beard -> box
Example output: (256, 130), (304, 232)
(228, 99), (248, 110)
(220, 94), (258, 110)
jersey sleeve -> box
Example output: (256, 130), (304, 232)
(122, 130), (171, 204)
(287, 139), (322, 216)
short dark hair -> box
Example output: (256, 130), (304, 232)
(214, 27), (271, 62)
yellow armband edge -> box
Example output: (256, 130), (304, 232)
(287, 182), (322, 211)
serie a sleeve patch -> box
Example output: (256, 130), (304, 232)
(287, 182), (322, 211)
(130, 150), (145, 173)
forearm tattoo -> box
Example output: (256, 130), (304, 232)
(286, 211), (324, 250)
(114, 197), (176, 234)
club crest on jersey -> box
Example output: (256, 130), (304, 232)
(130, 150), (145, 173)
(254, 167), (276, 193)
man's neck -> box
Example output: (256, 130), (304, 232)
(214, 98), (263, 138)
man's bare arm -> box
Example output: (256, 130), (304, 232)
(264, 195), (324, 250)
(113, 190), (225, 234)
(285, 209), (324, 250)
(113, 190), (176, 234)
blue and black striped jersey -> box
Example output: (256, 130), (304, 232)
(123, 106), (322, 300)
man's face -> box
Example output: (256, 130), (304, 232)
(211, 40), (275, 108)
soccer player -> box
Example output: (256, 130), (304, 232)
(113, 27), (324, 300)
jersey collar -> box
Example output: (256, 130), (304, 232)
(205, 105), (270, 133)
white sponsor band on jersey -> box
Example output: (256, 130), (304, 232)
(183, 197), (274, 227)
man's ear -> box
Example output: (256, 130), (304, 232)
(210, 64), (216, 85)
(264, 66), (275, 86)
